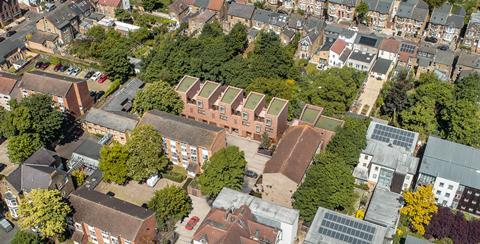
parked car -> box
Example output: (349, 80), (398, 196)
(97, 74), (108, 84)
(71, 67), (81, 76)
(59, 65), (69, 72)
(245, 170), (258, 178)
(425, 37), (438, 43)
(66, 66), (75, 75)
(106, 191), (115, 197)
(0, 217), (13, 232)
(90, 71), (102, 81)
(54, 64), (62, 71)
(35, 61), (43, 68)
(39, 62), (50, 70)
(6, 30), (16, 37)
(89, 91), (96, 97)
(96, 90), (105, 100)
(0, 37), (5, 43)
(84, 71), (94, 79)
(438, 45), (449, 51)
(185, 216), (200, 230)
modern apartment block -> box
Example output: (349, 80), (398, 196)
(20, 71), (93, 116)
(353, 121), (420, 193)
(69, 187), (156, 244)
(416, 136), (480, 216)
(139, 109), (226, 176)
(175, 75), (289, 142)
(84, 108), (139, 144)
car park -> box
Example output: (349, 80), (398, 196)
(84, 71), (95, 79)
(90, 71), (102, 81)
(66, 66), (75, 75)
(34, 62), (43, 68)
(97, 74), (108, 83)
(185, 216), (200, 230)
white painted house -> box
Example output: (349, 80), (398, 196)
(328, 38), (350, 68)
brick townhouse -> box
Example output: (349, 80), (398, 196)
(464, 11), (480, 53)
(0, 0), (21, 28)
(0, 71), (20, 110)
(139, 109), (226, 176)
(327, 0), (360, 23)
(69, 187), (157, 244)
(175, 75), (289, 142)
(20, 71), (93, 116)
(394, 0), (429, 41)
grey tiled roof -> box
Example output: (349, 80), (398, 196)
(45, 3), (79, 29)
(287, 13), (304, 30)
(457, 52), (480, 69)
(396, 0), (428, 22)
(139, 109), (223, 148)
(227, 3), (255, 19)
(371, 58), (392, 75)
(269, 12), (288, 27)
(103, 78), (144, 112)
(348, 50), (375, 64)
(365, 0), (394, 15)
(85, 108), (138, 132)
(305, 16), (324, 32)
(194, 0), (209, 8)
(0, 39), (25, 63)
(252, 9), (272, 23)
(363, 141), (419, 174)
(429, 2), (451, 25)
(365, 187), (402, 229)
(328, 0), (359, 7)
(73, 139), (102, 161)
(434, 50), (454, 66)
(446, 14), (465, 29)
(420, 136), (480, 189)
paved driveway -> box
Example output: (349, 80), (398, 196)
(0, 141), (18, 177)
(174, 195), (211, 244)
(354, 75), (388, 116)
(95, 179), (183, 206)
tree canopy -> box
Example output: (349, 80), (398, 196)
(425, 207), (480, 244)
(11, 230), (42, 244)
(400, 185), (438, 235)
(99, 142), (130, 184)
(198, 146), (247, 197)
(133, 80), (184, 115)
(7, 133), (43, 164)
(126, 125), (169, 181)
(148, 186), (192, 231)
(18, 189), (71, 239)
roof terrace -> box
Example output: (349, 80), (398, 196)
(176, 75), (198, 92)
(266, 98), (287, 116)
(244, 92), (264, 110)
(221, 86), (242, 104)
(198, 81), (220, 98)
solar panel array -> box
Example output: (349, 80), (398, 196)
(359, 36), (377, 47)
(318, 212), (376, 244)
(371, 124), (416, 151)
(400, 43), (416, 54)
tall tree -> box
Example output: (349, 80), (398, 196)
(133, 80), (184, 115)
(400, 185), (438, 235)
(126, 125), (169, 181)
(442, 99), (480, 147)
(99, 142), (129, 184)
(101, 47), (133, 82)
(225, 23), (248, 55)
(455, 74), (480, 104)
(246, 78), (298, 103)
(355, 1), (369, 23)
(380, 79), (411, 117)
(148, 186), (192, 231)
(18, 189), (71, 239)
(7, 133), (43, 163)
(11, 230), (42, 244)
(198, 146), (247, 197)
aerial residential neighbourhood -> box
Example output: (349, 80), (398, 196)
(1, 0), (480, 243)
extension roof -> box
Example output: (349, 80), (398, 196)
(21, 71), (84, 97)
(227, 3), (255, 19)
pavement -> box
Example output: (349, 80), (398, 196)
(226, 134), (270, 193)
(95, 178), (183, 206)
(0, 224), (18, 243)
(174, 195), (211, 244)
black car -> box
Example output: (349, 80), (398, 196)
(6, 31), (16, 37)
(96, 90), (105, 100)
(438, 45), (449, 51)
(425, 36), (438, 43)
(245, 170), (258, 178)
(35, 61), (43, 68)
(59, 65), (69, 72)
(0, 37), (5, 43)
(106, 191), (115, 197)
(84, 71), (95, 79)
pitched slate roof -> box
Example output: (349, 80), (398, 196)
(0, 71), (19, 95)
(73, 139), (102, 161)
(45, 3), (79, 29)
(21, 71), (85, 97)
(29, 30), (58, 44)
(85, 108), (139, 132)
(23, 148), (58, 166)
(396, 0), (428, 22)
(457, 51), (480, 69)
(434, 50), (454, 66)
(287, 13), (304, 30)
(139, 109), (223, 148)
(269, 12), (288, 27)
(103, 78), (144, 112)
(446, 14), (465, 29)
(264, 125), (322, 183)
(329, 0), (359, 7)
(420, 136), (480, 189)
(69, 187), (155, 241)
(365, 0), (394, 14)
(169, 0), (189, 15)
(0, 39), (25, 64)
(430, 2), (452, 25)
(252, 8), (272, 23)
(227, 3), (255, 19)
(371, 58), (392, 75)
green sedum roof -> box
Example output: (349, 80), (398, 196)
(301, 107), (321, 124)
(221, 87), (242, 104)
(244, 92), (263, 110)
(177, 76), (197, 92)
(267, 98), (287, 116)
(198, 81), (219, 98)
(315, 116), (343, 132)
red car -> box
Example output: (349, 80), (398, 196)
(185, 216), (200, 230)
(97, 74), (108, 84)
(54, 64), (62, 71)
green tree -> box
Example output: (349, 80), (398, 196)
(356, 1), (369, 23)
(101, 47), (133, 82)
(400, 98), (437, 135)
(129, 27), (152, 43)
(225, 23), (248, 55)
(133, 81), (184, 115)
(18, 189), (71, 239)
(142, 0), (161, 11)
(442, 99), (480, 147)
(400, 185), (438, 235)
(455, 74), (480, 104)
(148, 186), (192, 230)
(199, 22), (224, 39)
(11, 230), (42, 244)
(71, 169), (86, 188)
(115, 9), (132, 22)
(99, 142), (129, 184)
(198, 146), (247, 197)
(293, 152), (355, 222)
(126, 125), (169, 181)
(380, 79), (412, 117)
(424, 0), (446, 8)
(246, 77), (298, 103)
(7, 133), (43, 163)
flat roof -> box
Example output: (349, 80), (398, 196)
(198, 81), (219, 98)
(315, 116), (343, 132)
(301, 107), (321, 124)
(244, 92), (264, 110)
(365, 187), (402, 229)
(266, 98), (287, 116)
(221, 86), (242, 104)
(176, 75), (198, 92)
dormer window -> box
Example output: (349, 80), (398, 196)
(242, 112), (248, 121)
(219, 106), (225, 114)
